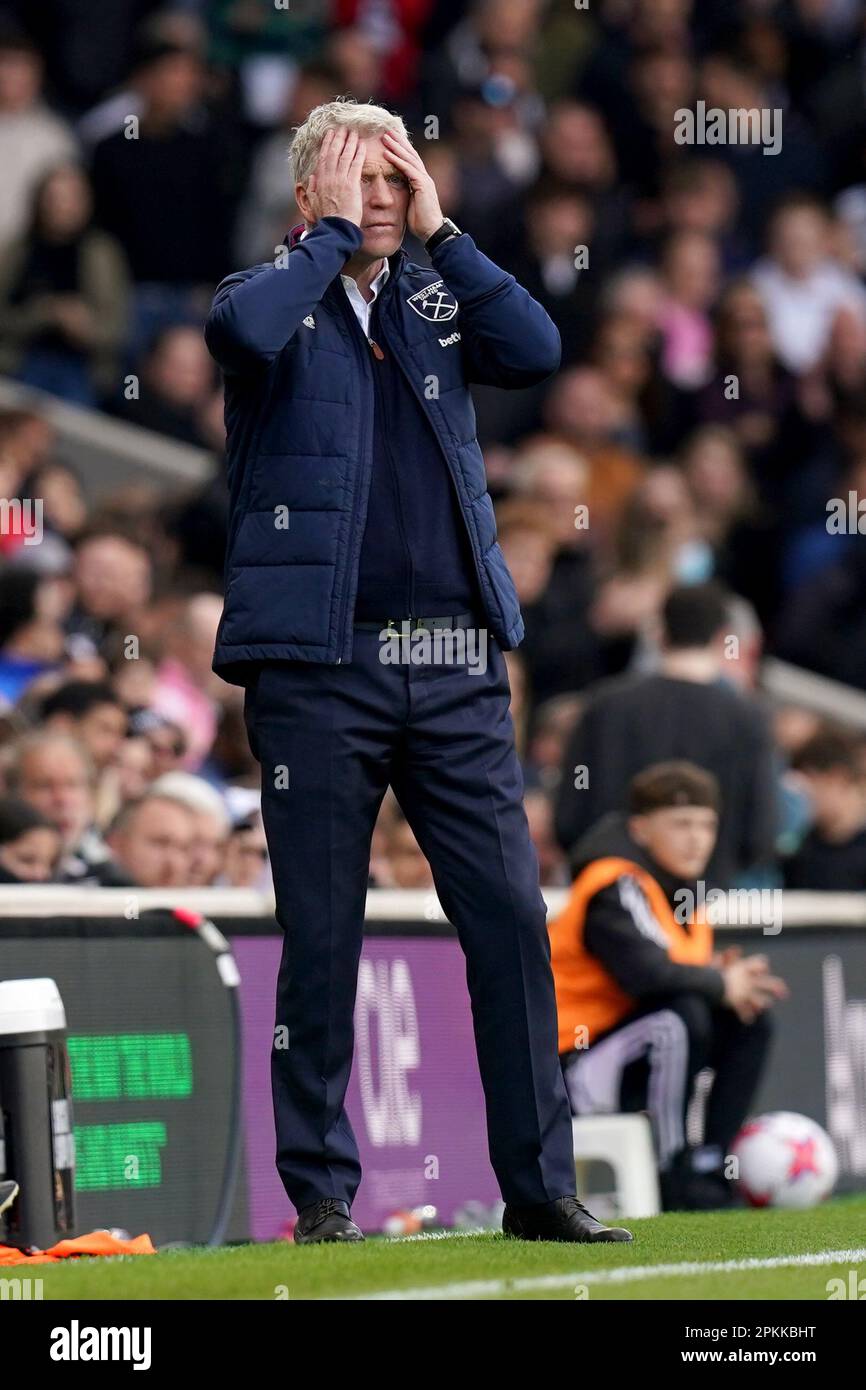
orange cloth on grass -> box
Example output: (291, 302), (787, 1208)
(0, 1231), (156, 1265)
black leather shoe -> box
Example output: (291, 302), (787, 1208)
(503, 1195), (634, 1243)
(294, 1197), (364, 1244)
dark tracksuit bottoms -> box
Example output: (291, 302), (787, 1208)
(243, 291), (576, 1212)
(563, 996), (773, 1169)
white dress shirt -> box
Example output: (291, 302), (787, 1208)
(299, 226), (390, 337)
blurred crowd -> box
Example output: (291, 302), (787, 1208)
(2, 0), (866, 892)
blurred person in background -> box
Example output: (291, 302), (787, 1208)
(0, 794), (61, 882)
(109, 323), (217, 446)
(508, 440), (605, 703)
(128, 709), (189, 779)
(696, 51), (823, 244)
(149, 593), (223, 772)
(102, 789), (195, 888)
(234, 60), (341, 264)
(65, 529), (152, 660)
(380, 810), (435, 890)
(217, 810), (270, 891)
(751, 193), (866, 376)
(37, 678), (127, 772)
(524, 691), (583, 793)
(543, 366), (645, 539)
(37, 675), (129, 826)
(555, 582), (779, 886)
(3, 729), (111, 882)
(0, 21), (76, 250)
(679, 425), (780, 627)
(0, 163), (130, 406)
(149, 769), (231, 886)
(89, 33), (237, 356)
(524, 786), (569, 886)
(500, 178), (600, 365)
(0, 567), (66, 703)
(656, 229), (720, 390)
(20, 459), (87, 547)
(551, 761), (788, 1211)
(112, 730), (155, 806)
(783, 725), (866, 890)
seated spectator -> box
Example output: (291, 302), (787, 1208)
(381, 811), (434, 890)
(657, 229), (720, 389)
(783, 726), (866, 890)
(543, 367), (645, 538)
(0, 163), (130, 406)
(217, 811), (270, 890)
(149, 594), (223, 772)
(0, 22), (77, 250)
(0, 568), (66, 704)
(550, 761), (788, 1211)
(555, 582), (779, 886)
(65, 529), (153, 661)
(3, 730), (111, 882)
(0, 795), (61, 882)
(109, 323), (217, 446)
(524, 787), (569, 886)
(149, 770), (230, 887)
(38, 679), (128, 771)
(752, 193), (866, 376)
(102, 791), (195, 887)
(89, 35), (235, 356)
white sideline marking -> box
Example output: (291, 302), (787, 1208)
(339, 1246), (866, 1301)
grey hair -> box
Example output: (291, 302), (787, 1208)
(289, 96), (409, 187)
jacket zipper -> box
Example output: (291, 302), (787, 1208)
(333, 286), (376, 663)
(368, 300), (415, 618)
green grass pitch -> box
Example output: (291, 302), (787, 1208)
(23, 1193), (866, 1300)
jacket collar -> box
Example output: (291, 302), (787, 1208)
(284, 222), (409, 284)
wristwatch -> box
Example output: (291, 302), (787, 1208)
(425, 219), (462, 254)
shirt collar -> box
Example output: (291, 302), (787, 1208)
(298, 225), (390, 298)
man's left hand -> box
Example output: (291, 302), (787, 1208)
(381, 129), (445, 244)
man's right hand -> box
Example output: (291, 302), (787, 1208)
(722, 954), (788, 1024)
(304, 128), (366, 228)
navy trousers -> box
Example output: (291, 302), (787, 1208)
(243, 628), (576, 1212)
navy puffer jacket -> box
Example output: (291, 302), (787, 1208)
(205, 216), (561, 686)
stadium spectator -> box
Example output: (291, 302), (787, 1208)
(524, 786), (569, 887)
(751, 193), (866, 376)
(217, 810), (270, 890)
(3, 730), (110, 882)
(783, 725), (866, 890)
(38, 679), (127, 771)
(379, 811), (435, 890)
(550, 761), (788, 1211)
(0, 22), (77, 250)
(0, 567), (66, 704)
(148, 594), (223, 772)
(149, 770), (231, 887)
(554, 582), (779, 886)
(89, 34), (236, 355)
(102, 790), (195, 887)
(0, 794), (61, 882)
(65, 530), (152, 661)
(0, 163), (130, 405)
(108, 324), (217, 447)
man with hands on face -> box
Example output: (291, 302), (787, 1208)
(205, 100), (632, 1245)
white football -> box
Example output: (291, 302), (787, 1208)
(731, 1111), (839, 1208)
